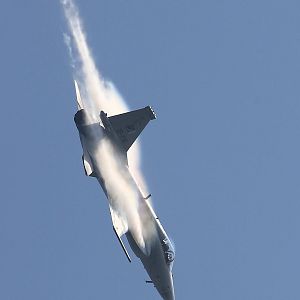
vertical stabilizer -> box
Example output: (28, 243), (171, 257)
(107, 106), (156, 152)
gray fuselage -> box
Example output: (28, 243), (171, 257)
(74, 109), (175, 300)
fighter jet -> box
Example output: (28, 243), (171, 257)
(73, 81), (175, 300)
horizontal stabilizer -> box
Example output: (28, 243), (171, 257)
(82, 150), (96, 177)
(108, 106), (156, 152)
(74, 80), (84, 110)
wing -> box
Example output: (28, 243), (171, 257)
(109, 205), (128, 237)
(109, 205), (132, 263)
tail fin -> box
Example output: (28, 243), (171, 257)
(108, 106), (156, 152)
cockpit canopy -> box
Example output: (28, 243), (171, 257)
(161, 238), (175, 267)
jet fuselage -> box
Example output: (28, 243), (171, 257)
(74, 108), (175, 300)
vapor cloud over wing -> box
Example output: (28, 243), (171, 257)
(61, 0), (153, 253)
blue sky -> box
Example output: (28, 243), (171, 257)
(1, 0), (300, 299)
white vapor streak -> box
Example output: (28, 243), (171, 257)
(61, 0), (146, 190)
(61, 0), (151, 251)
(96, 140), (146, 250)
(61, 0), (126, 115)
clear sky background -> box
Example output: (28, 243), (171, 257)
(1, 0), (300, 299)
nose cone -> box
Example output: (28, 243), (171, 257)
(157, 272), (175, 300)
(160, 287), (175, 300)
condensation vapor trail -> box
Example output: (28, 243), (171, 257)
(61, 0), (148, 195)
(61, 0), (154, 252)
